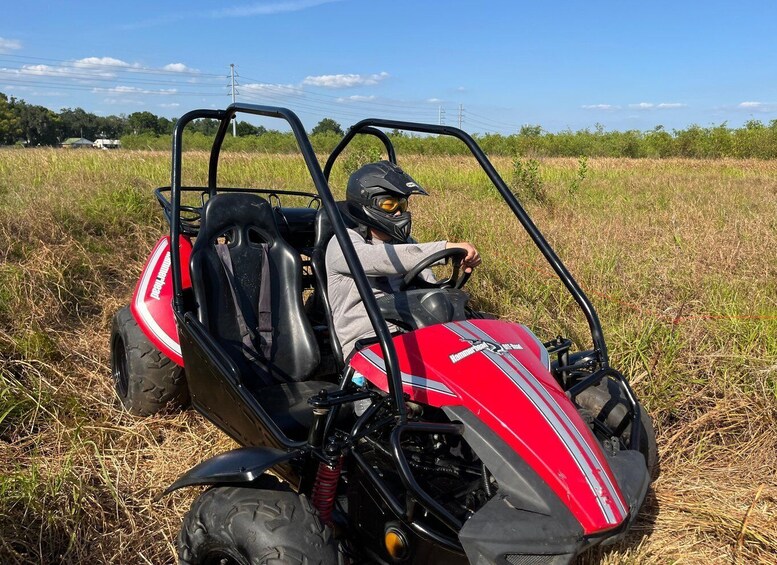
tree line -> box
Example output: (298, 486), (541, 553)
(3, 92), (777, 158)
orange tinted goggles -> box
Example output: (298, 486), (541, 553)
(374, 195), (408, 213)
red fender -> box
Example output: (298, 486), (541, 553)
(130, 236), (192, 367)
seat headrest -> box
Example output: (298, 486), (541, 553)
(314, 201), (358, 248)
(199, 193), (279, 244)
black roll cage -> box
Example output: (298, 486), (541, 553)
(168, 103), (610, 426)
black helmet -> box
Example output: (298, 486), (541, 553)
(345, 161), (428, 242)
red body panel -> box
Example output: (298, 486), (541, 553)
(349, 319), (628, 535)
(130, 236), (192, 367)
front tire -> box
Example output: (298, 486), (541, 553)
(110, 306), (189, 416)
(178, 485), (338, 565)
(576, 378), (658, 479)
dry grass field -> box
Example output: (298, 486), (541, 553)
(0, 148), (775, 564)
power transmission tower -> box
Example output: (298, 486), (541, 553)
(458, 104), (464, 129)
(438, 106), (446, 126)
(229, 63), (239, 136)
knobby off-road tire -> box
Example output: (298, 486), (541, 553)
(576, 378), (659, 479)
(178, 485), (338, 565)
(110, 306), (189, 416)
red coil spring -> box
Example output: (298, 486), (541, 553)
(311, 457), (343, 525)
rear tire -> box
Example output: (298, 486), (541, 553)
(178, 484), (338, 565)
(576, 378), (658, 479)
(110, 306), (189, 416)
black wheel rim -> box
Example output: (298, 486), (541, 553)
(111, 333), (129, 398)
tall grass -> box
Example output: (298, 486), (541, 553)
(0, 149), (775, 563)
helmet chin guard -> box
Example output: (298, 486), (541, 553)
(362, 208), (413, 242)
(346, 161), (427, 242)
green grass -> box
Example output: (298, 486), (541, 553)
(0, 149), (775, 563)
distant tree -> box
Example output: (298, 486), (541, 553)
(236, 121), (267, 136)
(0, 93), (22, 145)
(96, 114), (127, 139)
(311, 118), (343, 136)
(189, 118), (219, 136)
(157, 116), (174, 136)
(16, 101), (60, 145)
(518, 124), (543, 137)
(58, 107), (99, 139)
(127, 111), (162, 135)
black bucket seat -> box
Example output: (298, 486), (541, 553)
(189, 192), (333, 439)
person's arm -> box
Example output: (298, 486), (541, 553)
(327, 230), (447, 277)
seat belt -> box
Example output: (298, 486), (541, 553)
(215, 242), (276, 381)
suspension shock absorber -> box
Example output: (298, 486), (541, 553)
(311, 453), (343, 526)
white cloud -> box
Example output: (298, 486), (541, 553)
(163, 63), (195, 73)
(211, 0), (345, 18)
(336, 95), (376, 102)
(103, 98), (144, 105)
(241, 82), (300, 98)
(126, 0), (345, 28)
(738, 101), (776, 112)
(629, 102), (687, 110)
(0, 37), (22, 53)
(160, 102), (181, 108)
(75, 57), (134, 68)
(15, 57), (138, 80)
(427, 98), (443, 103)
(582, 104), (620, 110)
(93, 86), (177, 95)
(303, 72), (389, 88)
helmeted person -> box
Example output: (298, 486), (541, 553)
(325, 160), (481, 360)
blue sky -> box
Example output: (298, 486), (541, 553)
(2, 0), (776, 134)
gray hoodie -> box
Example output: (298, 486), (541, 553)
(325, 228), (446, 359)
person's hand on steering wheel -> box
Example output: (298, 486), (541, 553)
(446, 241), (481, 273)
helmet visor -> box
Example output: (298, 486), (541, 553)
(373, 194), (408, 214)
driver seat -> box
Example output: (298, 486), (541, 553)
(309, 202), (357, 369)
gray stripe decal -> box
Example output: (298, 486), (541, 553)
(482, 349), (617, 524)
(359, 349), (456, 396)
(467, 321), (626, 522)
(447, 321), (625, 523)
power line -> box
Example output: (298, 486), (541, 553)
(0, 53), (226, 79)
(0, 77), (224, 97)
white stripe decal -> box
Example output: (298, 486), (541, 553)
(134, 239), (182, 356)
(501, 352), (628, 521)
(359, 349), (456, 396)
(447, 321), (625, 524)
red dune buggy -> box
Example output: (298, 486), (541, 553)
(110, 104), (656, 564)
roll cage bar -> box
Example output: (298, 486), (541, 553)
(324, 118), (609, 369)
(168, 103), (610, 428)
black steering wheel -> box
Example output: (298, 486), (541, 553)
(400, 248), (471, 291)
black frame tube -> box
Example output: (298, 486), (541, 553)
(169, 103), (407, 421)
(324, 119), (609, 367)
(322, 126), (396, 181)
